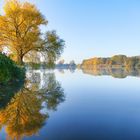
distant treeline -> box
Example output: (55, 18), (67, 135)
(81, 55), (140, 68)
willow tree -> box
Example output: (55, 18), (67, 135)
(0, 0), (64, 65)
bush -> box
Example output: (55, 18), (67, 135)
(0, 53), (25, 84)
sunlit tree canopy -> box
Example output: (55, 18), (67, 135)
(0, 0), (65, 65)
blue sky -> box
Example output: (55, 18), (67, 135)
(1, 0), (140, 63)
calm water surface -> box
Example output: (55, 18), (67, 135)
(0, 68), (140, 140)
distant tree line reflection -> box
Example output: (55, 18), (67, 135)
(82, 67), (140, 78)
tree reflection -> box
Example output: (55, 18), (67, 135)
(0, 87), (48, 139)
(38, 73), (65, 110)
(0, 72), (65, 140)
(0, 81), (24, 109)
(82, 67), (140, 78)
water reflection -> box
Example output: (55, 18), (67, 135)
(0, 70), (65, 139)
(82, 67), (140, 78)
(0, 81), (24, 109)
(56, 67), (76, 73)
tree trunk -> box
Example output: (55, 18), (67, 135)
(17, 55), (24, 65)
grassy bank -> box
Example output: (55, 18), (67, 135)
(0, 53), (25, 84)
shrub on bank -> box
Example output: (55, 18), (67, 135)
(0, 53), (25, 84)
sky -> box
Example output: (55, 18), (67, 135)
(1, 0), (140, 63)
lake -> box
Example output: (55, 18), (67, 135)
(0, 68), (140, 140)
